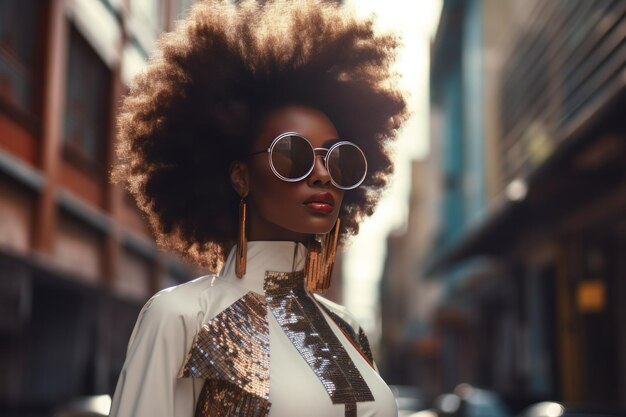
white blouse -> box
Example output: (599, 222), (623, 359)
(109, 241), (397, 417)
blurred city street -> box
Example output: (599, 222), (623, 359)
(1, 0), (626, 416)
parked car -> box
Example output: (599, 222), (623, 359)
(389, 385), (430, 416)
(407, 384), (511, 417)
(53, 395), (111, 417)
(517, 401), (626, 417)
(454, 384), (511, 417)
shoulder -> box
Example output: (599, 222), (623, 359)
(125, 274), (248, 350)
(141, 275), (215, 318)
(313, 293), (376, 367)
(135, 274), (252, 332)
(313, 293), (361, 334)
(132, 273), (244, 337)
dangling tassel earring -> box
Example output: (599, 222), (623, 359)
(236, 197), (247, 278)
(306, 218), (341, 293)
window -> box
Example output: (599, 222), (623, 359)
(173, 0), (197, 19)
(63, 27), (111, 173)
(132, 0), (167, 33)
(0, 0), (43, 116)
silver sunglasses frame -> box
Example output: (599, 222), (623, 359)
(258, 131), (368, 190)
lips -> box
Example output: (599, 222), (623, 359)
(303, 192), (335, 214)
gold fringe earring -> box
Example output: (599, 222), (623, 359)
(236, 197), (247, 278)
(305, 218), (341, 293)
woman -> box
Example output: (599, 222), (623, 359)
(109, 1), (407, 416)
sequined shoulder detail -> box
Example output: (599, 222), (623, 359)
(179, 292), (271, 417)
(319, 304), (375, 367)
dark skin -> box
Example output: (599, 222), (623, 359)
(230, 105), (345, 242)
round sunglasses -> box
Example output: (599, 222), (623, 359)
(249, 132), (368, 190)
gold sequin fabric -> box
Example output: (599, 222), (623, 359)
(195, 380), (270, 417)
(179, 292), (270, 417)
(264, 270), (374, 417)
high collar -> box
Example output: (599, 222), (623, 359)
(219, 241), (308, 294)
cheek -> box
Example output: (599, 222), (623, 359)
(337, 192), (345, 208)
(247, 162), (296, 210)
(246, 159), (346, 235)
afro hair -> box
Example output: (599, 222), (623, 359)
(112, 0), (408, 272)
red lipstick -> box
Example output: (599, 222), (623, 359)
(303, 192), (335, 214)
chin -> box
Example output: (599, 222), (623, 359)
(303, 219), (339, 235)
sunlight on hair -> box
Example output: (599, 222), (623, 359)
(342, 0), (443, 344)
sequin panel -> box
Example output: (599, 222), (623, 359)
(179, 292), (270, 402)
(195, 380), (271, 417)
(264, 270), (374, 417)
(345, 402), (357, 417)
(357, 327), (374, 366)
(322, 306), (357, 341)
(320, 305), (375, 367)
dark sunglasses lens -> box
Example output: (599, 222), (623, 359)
(271, 135), (314, 179)
(327, 143), (366, 188)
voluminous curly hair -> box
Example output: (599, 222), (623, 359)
(112, 0), (407, 272)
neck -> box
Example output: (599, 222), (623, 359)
(220, 241), (308, 294)
(247, 226), (311, 243)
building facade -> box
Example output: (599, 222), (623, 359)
(382, 0), (626, 410)
(0, 0), (199, 414)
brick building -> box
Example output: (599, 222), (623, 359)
(0, 0), (199, 414)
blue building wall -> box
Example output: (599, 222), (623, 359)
(436, 0), (486, 252)
(441, 68), (465, 245)
(462, 0), (486, 225)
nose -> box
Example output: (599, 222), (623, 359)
(306, 154), (331, 187)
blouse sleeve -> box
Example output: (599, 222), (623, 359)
(109, 293), (191, 417)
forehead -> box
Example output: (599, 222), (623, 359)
(255, 105), (339, 148)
